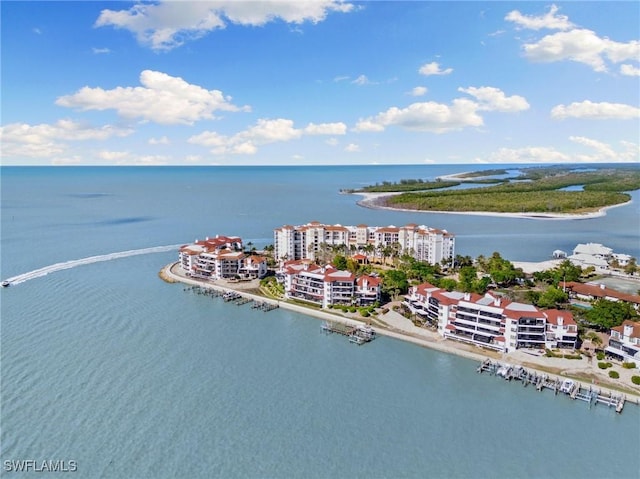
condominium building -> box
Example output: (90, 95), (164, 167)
(277, 259), (381, 308)
(606, 321), (640, 367)
(404, 283), (578, 353)
(179, 235), (267, 280)
(274, 221), (454, 266)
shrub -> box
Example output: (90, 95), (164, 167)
(598, 362), (612, 369)
(609, 371), (619, 379)
(632, 376), (640, 385)
(623, 362), (636, 369)
(359, 309), (370, 317)
(596, 352), (605, 361)
(563, 354), (582, 360)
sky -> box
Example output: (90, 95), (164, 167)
(1, 1), (639, 166)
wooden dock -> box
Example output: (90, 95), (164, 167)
(322, 322), (376, 346)
(475, 360), (629, 414)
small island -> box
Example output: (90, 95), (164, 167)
(162, 228), (640, 407)
(344, 165), (640, 219)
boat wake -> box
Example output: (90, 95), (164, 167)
(2, 244), (181, 287)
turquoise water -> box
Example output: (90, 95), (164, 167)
(2, 165), (639, 478)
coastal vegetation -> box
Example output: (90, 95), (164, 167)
(349, 165), (640, 215)
(584, 298), (638, 331)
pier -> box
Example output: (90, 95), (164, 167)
(476, 360), (628, 414)
(322, 321), (376, 346)
(183, 285), (279, 312)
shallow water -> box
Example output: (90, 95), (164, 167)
(2, 165), (639, 478)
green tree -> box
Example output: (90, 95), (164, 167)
(586, 299), (638, 330)
(624, 257), (637, 275)
(458, 266), (477, 293)
(554, 259), (583, 285)
(536, 286), (568, 309)
(381, 270), (409, 300)
(472, 276), (491, 294)
(454, 255), (473, 269)
(333, 254), (348, 271)
(438, 278), (457, 292)
(486, 252), (523, 286)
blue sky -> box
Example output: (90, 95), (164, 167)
(1, 1), (639, 166)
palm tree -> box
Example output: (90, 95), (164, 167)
(585, 331), (603, 347)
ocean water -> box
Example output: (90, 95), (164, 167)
(1, 165), (639, 479)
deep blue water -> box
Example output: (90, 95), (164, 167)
(1, 165), (639, 478)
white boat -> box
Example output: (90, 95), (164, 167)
(496, 364), (512, 378)
(560, 379), (575, 394)
(1, 281), (10, 288)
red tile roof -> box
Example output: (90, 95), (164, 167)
(544, 309), (576, 326)
(612, 320), (640, 339)
(562, 282), (640, 304)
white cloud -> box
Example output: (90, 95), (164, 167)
(505, 4), (573, 31)
(344, 143), (360, 152)
(97, 150), (130, 161)
(355, 87), (527, 133)
(149, 136), (170, 145)
(188, 118), (346, 155)
(458, 86), (529, 112)
(55, 70), (248, 125)
(51, 156), (83, 166)
(485, 146), (571, 163)
(95, 1), (354, 51)
(92, 47), (111, 54)
(325, 138), (339, 146)
(95, 150), (170, 165)
(333, 75), (350, 82)
(304, 122), (347, 135)
(620, 64), (640, 76)
(0, 120), (133, 158)
(569, 136), (616, 160)
(409, 86), (428, 97)
(351, 74), (372, 85)
(522, 28), (640, 72)
(481, 138), (639, 164)
(418, 62), (453, 76)
(551, 101), (640, 120)
(355, 99), (483, 134)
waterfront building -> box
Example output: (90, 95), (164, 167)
(567, 242), (635, 273)
(573, 243), (613, 259)
(179, 236), (267, 280)
(561, 282), (640, 311)
(404, 283), (578, 353)
(277, 259), (381, 308)
(606, 321), (640, 367)
(273, 221), (454, 267)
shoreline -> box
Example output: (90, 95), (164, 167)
(353, 191), (632, 220)
(162, 262), (640, 405)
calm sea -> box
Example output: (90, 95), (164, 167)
(1, 165), (639, 478)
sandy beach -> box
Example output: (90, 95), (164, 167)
(354, 191), (631, 220)
(162, 262), (640, 404)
